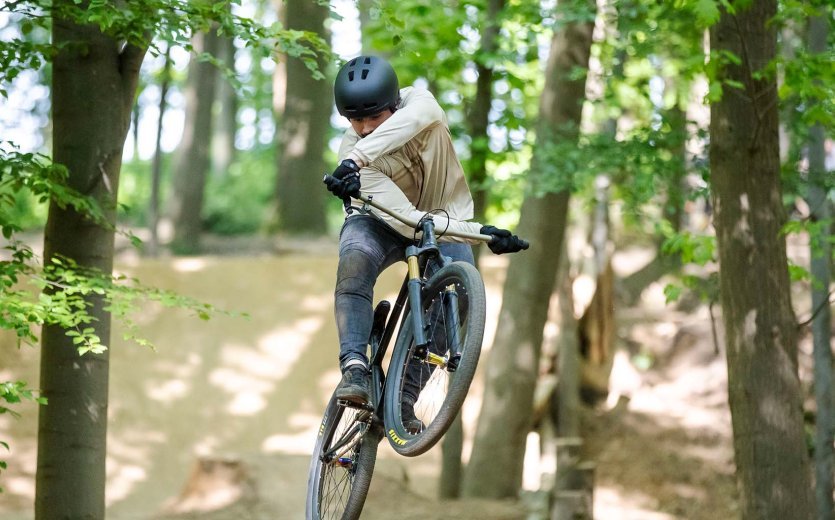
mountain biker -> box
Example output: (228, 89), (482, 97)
(324, 55), (527, 432)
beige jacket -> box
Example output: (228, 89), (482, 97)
(337, 87), (483, 243)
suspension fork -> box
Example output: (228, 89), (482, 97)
(405, 215), (441, 351)
(442, 284), (462, 371)
(407, 252), (429, 348)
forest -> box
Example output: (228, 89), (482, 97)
(0, 0), (833, 518)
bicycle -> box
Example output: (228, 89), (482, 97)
(306, 191), (525, 519)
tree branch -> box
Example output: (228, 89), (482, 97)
(118, 34), (150, 111)
(798, 289), (835, 329)
(709, 299), (721, 355)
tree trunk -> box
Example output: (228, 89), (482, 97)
(663, 104), (687, 230)
(807, 11), (833, 520)
(468, 0), (505, 250)
(555, 244), (580, 438)
(358, 0), (376, 53)
(148, 45), (172, 257)
(578, 260), (616, 404)
(709, 1), (815, 518)
(462, 0), (596, 498)
(213, 33), (238, 177)
(272, 0), (287, 117)
(36, 4), (146, 516)
(435, 0), (506, 495)
(132, 97), (141, 160)
(577, 171), (615, 404)
(170, 28), (221, 254)
(274, 0), (329, 234)
(619, 253), (680, 305)
(438, 411), (464, 499)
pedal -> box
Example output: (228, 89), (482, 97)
(337, 399), (375, 412)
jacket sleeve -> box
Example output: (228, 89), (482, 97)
(352, 167), (483, 244)
(346, 88), (445, 166)
(337, 130), (360, 162)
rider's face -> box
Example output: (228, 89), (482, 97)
(349, 110), (394, 138)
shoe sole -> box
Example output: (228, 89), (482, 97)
(335, 392), (370, 407)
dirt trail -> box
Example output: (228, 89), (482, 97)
(0, 250), (737, 519)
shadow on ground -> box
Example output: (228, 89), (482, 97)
(1, 251), (739, 519)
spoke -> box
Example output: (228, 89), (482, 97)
(321, 465), (353, 518)
(317, 407), (363, 519)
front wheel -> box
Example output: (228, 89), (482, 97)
(306, 391), (380, 520)
(383, 261), (486, 457)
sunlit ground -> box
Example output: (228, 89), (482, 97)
(0, 246), (737, 518)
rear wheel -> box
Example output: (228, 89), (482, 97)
(383, 261), (486, 456)
(306, 392), (380, 519)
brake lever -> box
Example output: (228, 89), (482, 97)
(323, 173), (354, 215)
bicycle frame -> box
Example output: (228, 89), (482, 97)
(321, 214), (457, 463)
(310, 187), (522, 518)
(319, 192), (492, 466)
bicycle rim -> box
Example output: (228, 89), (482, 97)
(306, 395), (378, 520)
(383, 261), (486, 456)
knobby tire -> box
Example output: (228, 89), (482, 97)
(382, 261), (486, 456)
(306, 392), (380, 520)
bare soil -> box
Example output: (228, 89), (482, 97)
(0, 243), (739, 519)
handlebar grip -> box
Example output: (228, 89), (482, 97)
(519, 239), (530, 250)
(323, 174), (354, 215)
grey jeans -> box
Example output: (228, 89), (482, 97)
(335, 214), (475, 371)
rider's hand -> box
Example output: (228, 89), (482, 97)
(324, 159), (361, 200)
(480, 225), (529, 255)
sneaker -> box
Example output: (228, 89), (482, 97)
(401, 400), (425, 434)
(335, 366), (370, 406)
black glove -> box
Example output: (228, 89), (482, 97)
(480, 225), (530, 255)
(323, 159), (361, 200)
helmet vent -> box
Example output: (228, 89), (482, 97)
(361, 69), (369, 80)
(364, 57), (371, 64)
(348, 71), (354, 81)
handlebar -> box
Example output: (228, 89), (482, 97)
(322, 174), (530, 248)
(352, 192), (495, 243)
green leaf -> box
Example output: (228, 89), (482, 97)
(664, 283), (683, 304)
(724, 79), (745, 90)
(692, 0), (721, 26)
(788, 262), (809, 283)
(706, 81), (723, 103)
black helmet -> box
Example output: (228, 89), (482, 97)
(334, 55), (399, 118)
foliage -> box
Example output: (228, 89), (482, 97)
(0, 1), (306, 494)
(361, 0), (549, 218)
(0, 142), (97, 491)
(661, 222), (719, 304)
(0, 381), (46, 419)
(2, 0), (333, 82)
(0, 381), (46, 492)
(0, 142), (234, 343)
(0, 0), (336, 335)
(118, 158), (168, 228)
(203, 147), (276, 235)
